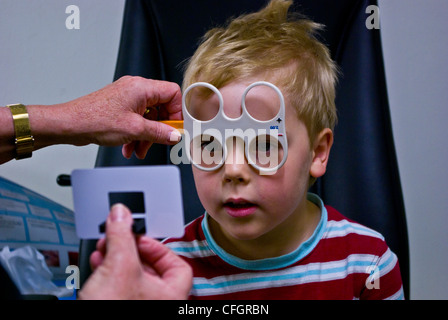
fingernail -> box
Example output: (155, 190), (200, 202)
(110, 204), (127, 221)
(168, 130), (181, 142)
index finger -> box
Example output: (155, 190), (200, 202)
(144, 80), (182, 117)
(137, 236), (192, 290)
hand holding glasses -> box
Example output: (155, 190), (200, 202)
(163, 81), (288, 175)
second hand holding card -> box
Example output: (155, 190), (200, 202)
(71, 165), (184, 239)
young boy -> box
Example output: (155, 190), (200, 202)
(164, 0), (404, 299)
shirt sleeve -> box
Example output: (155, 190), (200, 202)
(360, 244), (405, 300)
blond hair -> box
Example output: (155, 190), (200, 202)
(182, 0), (338, 144)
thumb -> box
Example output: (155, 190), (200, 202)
(104, 204), (138, 267)
(143, 120), (182, 145)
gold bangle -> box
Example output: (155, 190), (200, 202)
(7, 104), (34, 160)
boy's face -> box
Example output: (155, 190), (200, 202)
(191, 77), (327, 242)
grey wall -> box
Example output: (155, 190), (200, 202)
(0, 0), (125, 210)
(379, 0), (448, 299)
(0, 0), (446, 299)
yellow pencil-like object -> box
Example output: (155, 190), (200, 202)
(159, 120), (184, 134)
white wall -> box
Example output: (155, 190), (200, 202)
(379, 0), (448, 299)
(0, 0), (125, 210)
(0, 0), (447, 300)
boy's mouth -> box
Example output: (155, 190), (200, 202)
(223, 198), (257, 218)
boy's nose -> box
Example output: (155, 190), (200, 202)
(223, 137), (251, 183)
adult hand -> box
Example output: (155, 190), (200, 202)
(78, 204), (192, 300)
(52, 76), (183, 159)
(1, 76), (182, 164)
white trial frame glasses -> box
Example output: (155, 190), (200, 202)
(182, 81), (288, 175)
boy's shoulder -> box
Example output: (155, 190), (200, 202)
(163, 214), (206, 244)
(324, 205), (385, 239)
(163, 214), (218, 261)
(322, 205), (389, 255)
(322, 205), (404, 300)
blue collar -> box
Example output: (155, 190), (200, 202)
(202, 193), (327, 270)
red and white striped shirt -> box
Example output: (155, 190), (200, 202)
(164, 193), (404, 300)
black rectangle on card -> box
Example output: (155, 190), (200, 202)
(108, 191), (145, 213)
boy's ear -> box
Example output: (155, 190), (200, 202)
(309, 128), (333, 179)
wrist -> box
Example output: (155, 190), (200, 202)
(7, 104), (34, 159)
(27, 103), (91, 149)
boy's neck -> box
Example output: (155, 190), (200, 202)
(208, 199), (321, 261)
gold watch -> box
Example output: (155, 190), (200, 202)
(7, 103), (34, 159)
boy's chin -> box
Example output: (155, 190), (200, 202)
(210, 214), (269, 242)
(223, 225), (268, 242)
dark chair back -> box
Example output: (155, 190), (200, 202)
(82, 0), (409, 298)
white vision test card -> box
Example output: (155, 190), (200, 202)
(71, 166), (184, 239)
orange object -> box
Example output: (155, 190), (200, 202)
(159, 120), (184, 133)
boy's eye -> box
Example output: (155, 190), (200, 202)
(190, 134), (223, 168)
(248, 135), (284, 169)
(201, 136), (216, 152)
(255, 137), (272, 154)
(257, 141), (271, 154)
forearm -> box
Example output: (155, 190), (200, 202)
(0, 77), (182, 164)
(27, 103), (91, 148)
(0, 103), (89, 164)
